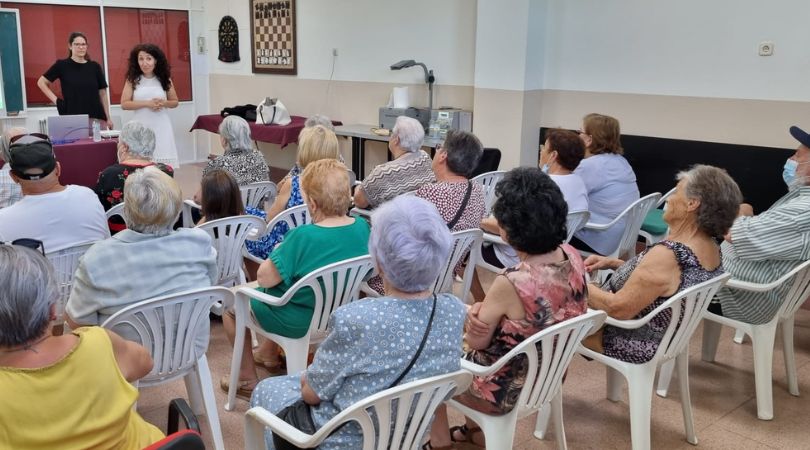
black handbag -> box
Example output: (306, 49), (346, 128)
(272, 294), (438, 450)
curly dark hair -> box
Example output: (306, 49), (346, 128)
(125, 44), (172, 92)
(492, 167), (568, 254)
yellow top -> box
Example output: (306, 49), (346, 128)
(0, 326), (164, 449)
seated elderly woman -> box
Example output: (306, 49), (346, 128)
(246, 124), (342, 260)
(353, 116), (435, 209)
(249, 195), (466, 450)
(197, 169), (244, 225)
(95, 121), (174, 232)
(203, 115), (270, 186)
(583, 165), (741, 363)
(427, 167), (588, 449)
(570, 113), (640, 256)
(223, 159), (371, 397)
(0, 245), (163, 449)
(66, 167), (217, 340)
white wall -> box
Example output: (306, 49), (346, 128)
(205, 0), (477, 86)
(542, 0), (810, 101)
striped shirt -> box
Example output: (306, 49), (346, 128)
(360, 150), (435, 207)
(716, 186), (810, 324)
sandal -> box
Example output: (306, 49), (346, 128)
(422, 442), (456, 450)
(449, 425), (484, 448)
(219, 375), (258, 400)
(252, 351), (286, 375)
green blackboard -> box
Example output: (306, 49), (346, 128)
(0, 10), (24, 114)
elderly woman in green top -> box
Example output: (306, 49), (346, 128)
(221, 159), (370, 399)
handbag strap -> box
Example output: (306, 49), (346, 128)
(446, 181), (473, 230)
(388, 293), (438, 389)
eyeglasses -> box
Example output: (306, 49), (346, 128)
(1, 238), (46, 256)
(72, 43), (88, 47)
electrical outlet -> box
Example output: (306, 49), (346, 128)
(332, 48), (338, 57)
(758, 41), (774, 56)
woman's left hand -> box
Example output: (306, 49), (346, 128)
(466, 302), (490, 338)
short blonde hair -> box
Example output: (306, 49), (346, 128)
(301, 159), (351, 216)
(124, 166), (182, 235)
(583, 113), (623, 155)
(297, 125), (340, 168)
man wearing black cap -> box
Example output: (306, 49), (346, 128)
(711, 126), (810, 324)
(0, 134), (109, 252)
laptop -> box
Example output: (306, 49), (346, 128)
(47, 114), (90, 144)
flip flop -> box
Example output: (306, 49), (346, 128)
(252, 351), (286, 375)
(219, 375), (258, 400)
(449, 425), (484, 448)
(421, 441), (456, 450)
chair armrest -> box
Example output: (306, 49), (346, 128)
(482, 232), (506, 246)
(582, 220), (614, 231)
(726, 276), (789, 292)
(236, 285), (289, 307)
(350, 207), (372, 219)
(168, 398), (200, 434)
(601, 299), (681, 330)
(182, 199), (201, 228)
(246, 407), (322, 448)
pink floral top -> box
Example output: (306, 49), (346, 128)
(462, 244), (588, 414)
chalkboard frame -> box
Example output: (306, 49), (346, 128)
(0, 8), (27, 115)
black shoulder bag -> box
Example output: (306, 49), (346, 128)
(273, 294), (438, 450)
(446, 181), (473, 230)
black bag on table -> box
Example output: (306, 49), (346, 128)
(220, 104), (257, 122)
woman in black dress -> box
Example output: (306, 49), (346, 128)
(37, 31), (113, 129)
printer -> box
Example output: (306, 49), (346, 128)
(378, 107), (473, 136)
(379, 107), (431, 131)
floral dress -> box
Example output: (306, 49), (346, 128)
(245, 174), (304, 259)
(456, 244), (588, 415)
(601, 240), (723, 363)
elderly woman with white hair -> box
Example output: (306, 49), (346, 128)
(0, 126), (26, 208)
(247, 195), (466, 450)
(67, 167), (217, 340)
(0, 245), (164, 449)
(204, 115), (270, 186)
(95, 121), (173, 233)
(353, 115), (435, 209)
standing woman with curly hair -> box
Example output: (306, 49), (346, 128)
(120, 44), (180, 168)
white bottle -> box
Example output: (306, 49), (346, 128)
(92, 120), (101, 142)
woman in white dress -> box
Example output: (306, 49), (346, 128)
(121, 44), (179, 168)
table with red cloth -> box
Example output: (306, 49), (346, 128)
(54, 138), (118, 189)
(190, 114), (341, 149)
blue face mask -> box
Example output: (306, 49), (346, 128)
(783, 159), (798, 187)
(541, 164), (550, 174)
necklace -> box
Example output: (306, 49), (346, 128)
(0, 335), (50, 354)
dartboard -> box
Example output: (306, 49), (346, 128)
(218, 16), (240, 62)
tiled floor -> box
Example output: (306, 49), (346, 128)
(141, 163), (810, 449)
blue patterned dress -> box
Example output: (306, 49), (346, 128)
(245, 174), (305, 259)
(601, 240), (723, 363)
(250, 294), (466, 450)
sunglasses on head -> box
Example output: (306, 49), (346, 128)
(9, 133), (51, 145)
(1, 238), (46, 256)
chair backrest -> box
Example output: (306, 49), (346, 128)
(653, 273), (730, 363)
(46, 241), (96, 320)
(494, 310), (606, 418)
(775, 260), (810, 321)
(471, 170), (506, 215)
(433, 229), (482, 295)
(244, 370), (472, 450)
(240, 181), (278, 210)
(470, 148), (501, 178)
(101, 286), (232, 386)
(106, 202), (126, 221)
(657, 187), (676, 209)
(284, 255), (375, 337)
(198, 215), (266, 287)
(565, 210), (590, 243)
(612, 192), (661, 260)
(267, 203), (311, 233)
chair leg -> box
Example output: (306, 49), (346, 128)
(551, 390), (568, 450)
(626, 365), (655, 450)
(751, 323), (778, 420)
(606, 366), (623, 402)
(781, 316), (799, 396)
(534, 403), (551, 440)
(656, 359), (675, 398)
(701, 321), (723, 362)
(476, 414), (517, 450)
(282, 342), (309, 374)
(194, 357), (226, 450)
(733, 329), (746, 344)
(676, 352), (698, 445)
(183, 372), (205, 416)
(226, 321), (247, 411)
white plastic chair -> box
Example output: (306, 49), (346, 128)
(471, 170), (506, 215)
(46, 242), (96, 323)
(547, 274), (729, 449)
(105, 202), (125, 221)
(244, 370), (472, 450)
(226, 255), (375, 410)
(656, 260), (810, 420)
(638, 187), (676, 247)
(449, 310), (607, 450)
(578, 192), (661, 260)
(360, 229), (482, 301)
(197, 215), (266, 288)
(101, 286), (232, 450)
(243, 204), (311, 264)
(181, 181), (278, 228)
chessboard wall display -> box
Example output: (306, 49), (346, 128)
(250, 0), (297, 75)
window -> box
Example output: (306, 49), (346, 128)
(104, 7), (192, 103)
(1, 2), (192, 107)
